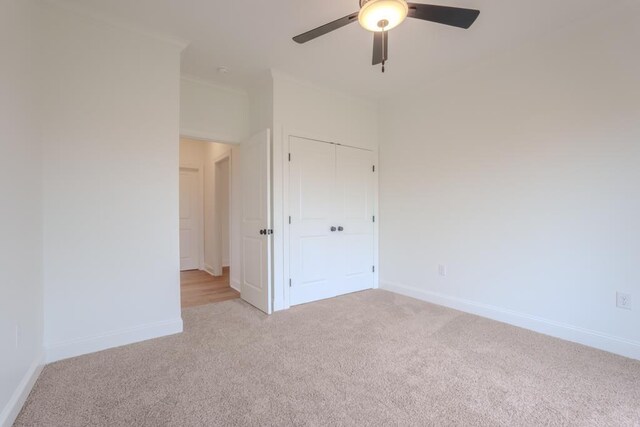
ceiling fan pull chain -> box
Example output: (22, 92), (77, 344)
(381, 30), (386, 73)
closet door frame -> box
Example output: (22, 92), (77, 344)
(281, 130), (379, 310)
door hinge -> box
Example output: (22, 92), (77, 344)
(372, 215), (375, 223)
(372, 165), (375, 172)
(289, 216), (291, 224)
(372, 266), (375, 273)
(289, 278), (292, 287)
(288, 153), (291, 162)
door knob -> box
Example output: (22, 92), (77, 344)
(338, 226), (344, 231)
(330, 226), (337, 232)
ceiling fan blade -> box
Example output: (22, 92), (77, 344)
(407, 3), (480, 29)
(372, 31), (388, 65)
(293, 12), (359, 44)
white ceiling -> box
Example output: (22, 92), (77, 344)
(52, 0), (611, 99)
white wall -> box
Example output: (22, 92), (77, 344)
(0, 1), (44, 425)
(41, 4), (184, 362)
(218, 158), (231, 267)
(180, 77), (250, 143)
(179, 137), (206, 167)
(379, 6), (640, 359)
(203, 142), (231, 275)
(227, 146), (242, 290)
(272, 71), (378, 151)
(249, 74), (274, 136)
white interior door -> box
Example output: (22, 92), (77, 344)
(179, 168), (200, 271)
(240, 129), (272, 314)
(335, 145), (375, 294)
(289, 137), (337, 305)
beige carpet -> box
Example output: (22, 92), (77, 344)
(16, 290), (640, 426)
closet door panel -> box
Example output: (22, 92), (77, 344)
(289, 137), (337, 305)
(335, 145), (375, 294)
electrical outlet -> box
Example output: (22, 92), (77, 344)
(616, 292), (632, 310)
(438, 264), (447, 277)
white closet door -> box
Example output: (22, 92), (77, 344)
(289, 137), (375, 306)
(289, 137), (337, 305)
(335, 145), (375, 294)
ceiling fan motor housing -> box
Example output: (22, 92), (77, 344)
(358, 0), (409, 32)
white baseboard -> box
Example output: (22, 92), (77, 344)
(0, 353), (44, 427)
(203, 264), (216, 276)
(204, 264), (228, 277)
(380, 280), (640, 361)
(45, 318), (183, 363)
(230, 278), (241, 292)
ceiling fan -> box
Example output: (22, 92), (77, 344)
(293, 0), (480, 72)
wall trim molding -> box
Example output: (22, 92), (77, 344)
(380, 280), (640, 361)
(230, 279), (241, 292)
(45, 318), (183, 363)
(180, 128), (240, 146)
(0, 353), (44, 427)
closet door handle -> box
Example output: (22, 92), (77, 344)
(338, 226), (344, 231)
(330, 226), (337, 232)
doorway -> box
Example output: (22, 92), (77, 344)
(178, 130), (273, 313)
(179, 137), (239, 309)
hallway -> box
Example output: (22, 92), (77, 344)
(180, 268), (239, 308)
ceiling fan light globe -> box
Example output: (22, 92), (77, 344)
(358, 0), (408, 32)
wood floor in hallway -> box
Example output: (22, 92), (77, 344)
(180, 267), (239, 308)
